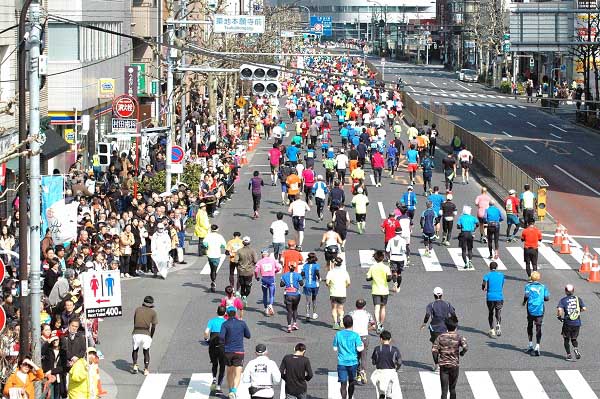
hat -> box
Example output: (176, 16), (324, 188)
(157, 223), (165, 229)
(565, 284), (574, 293)
(462, 205), (472, 215)
(143, 296), (154, 307)
(199, 202), (206, 208)
(317, 175), (323, 180)
(255, 344), (267, 354)
(72, 279), (81, 287)
(340, 148), (345, 153)
(446, 193), (453, 200)
(407, 185), (414, 191)
(509, 189), (516, 195)
(86, 347), (98, 355)
(242, 236), (251, 244)
(85, 261), (94, 269)
(261, 248), (269, 255)
(226, 306), (237, 314)
(433, 287), (443, 296)
(357, 187), (363, 194)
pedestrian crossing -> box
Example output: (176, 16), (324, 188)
(413, 91), (520, 102)
(134, 369), (599, 399)
(414, 98), (527, 109)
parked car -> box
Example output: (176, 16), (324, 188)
(459, 69), (478, 82)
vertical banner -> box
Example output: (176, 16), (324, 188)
(124, 66), (139, 99)
(41, 175), (65, 239)
(0, 163), (6, 187)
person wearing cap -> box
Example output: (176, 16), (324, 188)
(204, 225), (227, 293)
(400, 185), (417, 221)
(440, 192), (457, 246)
(327, 256), (351, 330)
(442, 152), (456, 191)
(351, 187), (369, 234)
(432, 317), (468, 399)
(235, 236), (258, 305)
(312, 175), (329, 220)
(484, 200), (503, 260)
(219, 306), (251, 399)
(521, 219), (543, 277)
(270, 212), (289, 261)
(3, 356), (44, 399)
(226, 232), (244, 292)
(131, 296), (158, 375)
(350, 161), (365, 193)
(304, 144), (316, 169)
(332, 314), (364, 399)
(504, 189), (521, 242)
(557, 284), (587, 361)
(194, 202), (210, 256)
(405, 144), (420, 186)
(255, 249), (283, 316)
(68, 347), (101, 399)
(241, 344), (281, 399)
(42, 329), (68, 397)
(457, 205), (478, 269)
(420, 154), (435, 194)
(204, 305), (227, 392)
(288, 195), (310, 250)
(421, 287), (457, 372)
(420, 201), (436, 258)
(482, 261), (505, 338)
(366, 250), (392, 334)
(523, 271), (550, 356)
(386, 228), (407, 293)
(279, 343), (313, 399)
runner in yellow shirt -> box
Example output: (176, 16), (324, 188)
(366, 250), (392, 333)
(351, 188), (370, 234)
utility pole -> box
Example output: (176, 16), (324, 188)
(166, 21), (175, 191)
(179, 0), (187, 154)
(17, 0), (32, 362)
(155, 0), (162, 126)
(28, 3), (42, 396)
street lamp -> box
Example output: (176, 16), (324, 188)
(367, 0), (387, 56)
(294, 4), (312, 29)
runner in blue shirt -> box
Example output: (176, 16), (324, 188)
(523, 271), (550, 356)
(457, 206), (479, 269)
(400, 186), (417, 220)
(204, 306), (227, 391)
(405, 145), (420, 185)
(557, 284), (587, 361)
(286, 145), (300, 165)
(281, 269), (304, 333)
(332, 315), (364, 399)
(485, 201), (504, 260)
(482, 262), (505, 338)
(420, 201), (436, 257)
(301, 252), (321, 320)
(428, 186), (444, 240)
(386, 145), (398, 176)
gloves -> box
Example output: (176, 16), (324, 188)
(557, 316), (564, 322)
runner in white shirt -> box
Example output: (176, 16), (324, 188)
(335, 149), (350, 182)
(349, 299), (376, 385)
(351, 188), (370, 234)
(270, 212), (289, 260)
(288, 196), (310, 250)
(457, 145), (473, 184)
(241, 344), (281, 399)
(385, 229), (407, 293)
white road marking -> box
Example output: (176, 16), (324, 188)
(595, 248), (600, 255)
(555, 370), (599, 399)
(554, 164), (600, 196)
(370, 174), (376, 186)
(506, 246), (526, 269)
(502, 131), (513, 137)
(430, 81), (439, 88)
(465, 371), (500, 399)
(468, 94), (478, 98)
(378, 201), (386, 219)
(484, 120), (492, 126)
(456, 82), (471, 91)
(200, 255), (226, 275)
(434, 101), (441, 105)
(328, 372), (342, 399)
(549, 123), (567, 132)
(443, 101), (453, 105)
(465, 102), (474, 107)
(526, 121), (536, 127)
(508, 112), (517, 117)
(549, 133), (562, 139)
(454, 102), (464, 106)
(448, 247), (473, 270)
(478, 94), (487, 98)
(486, 103), (497, 108)
(409, 85), (416, 92)
(416, 100), (422, 105)
(419, 248), (444, 271)
(469, 110), (477, 115)
(495, 103), (506, 108)
(538, 243), (572, 269)
(524, 145), (537, 154)
(420, 371), (448, 399)
(138, 373), (170, 399)
(510, 371), (550, 399)
(506, 104), (517, 108)
(476, 248), (507, 270)
(476, 103), (487, 107)
(359, 249), (375, 268)
(440, 93), (449, 97)
(579, 146), (594, 156)
(518, 105), (527, 109)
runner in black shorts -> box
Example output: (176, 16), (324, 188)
(330, 296), (346, 305)
(372, 294), (388, 306)
(356, 213), (366, 223)
(292, 216), (305, 232)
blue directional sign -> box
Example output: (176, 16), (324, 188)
(310, 16), (333, 37)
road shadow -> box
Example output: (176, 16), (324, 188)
(402, 359), (435, 371)
(182, 282), (213, 291)
(459, 325), (489, 337)
(111, 359), (131, 373)
(232, 212), (254, 220)
(504, 274), (529, 283)
(256, 319), (286, 332)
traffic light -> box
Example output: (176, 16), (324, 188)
(97, 142), (110, 166)
(252, 81), (281, 96)
(537, 187), (548, 221)
(239, 64), (280, 81)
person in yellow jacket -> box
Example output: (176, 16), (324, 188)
(194, 202), (210, 256)
(68, 347), (100, 399)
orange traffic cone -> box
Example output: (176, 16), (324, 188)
(587, 255), (600, 283)
(240, 151), (248, 165)
(552, 222), (563, 247)
(579, 246), (592, 273)
(560, 231), (572, 254)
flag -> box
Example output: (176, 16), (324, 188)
(41, 175), (65, 239)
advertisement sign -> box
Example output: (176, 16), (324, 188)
(113, 95), (137, 119)
(112, 118), (138, 133)
(310, 16), (333, 37)
(213, 15), (265, 34)
(98, 78), (116, 99)
(131, 63), (146, 95)
(82, 271), (123, 319)
(124, 66), (139, 99)
(64, 128), (75, 144)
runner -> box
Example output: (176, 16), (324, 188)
(441, 153), (456, 192)
(324, 154), (337, 187)
(280, 264), (304, 333)
(226, 232), (244, 295)
(279, 343), (313, 399)
(204, 305), (226, 392)
(301, 252), (321, 320)
(327, 256), (351, 330)
(457, 206), (478, 270)
(301, 165), (316, 205)
(280, 240), (304, 274)
(475, 187), (491, 243)
(521, 220), (542, 277)
(350, 162), (366, 194)
(397, 206), (413, 265)
(336, 149), (350, 183)
(131, 296), (158, 376)
(520, 184), (537, 224)
(269, 212), (289, 261)
(366, 250), (392, 333)
(440, 192), (457, 246)
(220, 306), (252, 399)
(286, 170), (302, 203)
(320, 222), (343, 272)
(482, 262), (505, 338)
(235, 237), (258, 305)
(428, 123), (438, 156)
(371, 330), (402, 399)
(381, 212), (400, 249)
(332, 315), (364, 399)
(432, 317), (468, 399)
(351, 187), (370, 234)
(288, 195), (310, 250)
(372, 150), (385, 187)
(428, 186), (444, 241)
(457, 145), (473, 184)
(348, 299), (376, 386)
(421, 287), (458, 372)
(268, 144), (281, 186)
(504, 189), (521, 242)
(204, 225), (227, 293)
(420, 155), (434, 195)
(385, 143), (398, 177)
(278, 162), (293, 205)
(386, 228), (407, 293)
(220, 286), (245, 320)
(332, 203), (351, 252)
(248, 171), (264, 219)
(405, 144), (419, 186)
(484, 200), (503, 259)
(557, 284), (587, 361)
(523, 271), (550, 356)
(254, 249), (282, 316)
(312, 175), (329, 221)
(420, 201), (436, 258)
(400, 186), (417, 220)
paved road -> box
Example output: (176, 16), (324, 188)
(98, 100), (600, 399)
(378, 61), (600, 236)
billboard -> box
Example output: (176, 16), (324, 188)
(310, 16), (333, 37)
(213, 15), (265, 34)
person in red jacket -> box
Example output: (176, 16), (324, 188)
(372, 150), (385, 187)
(381, 212), (401, 248)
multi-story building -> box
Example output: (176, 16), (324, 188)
(47, 0), (132, 171)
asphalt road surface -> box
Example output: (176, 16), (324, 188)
(98, 96), (600, 399)
(378, 60), (600, 236)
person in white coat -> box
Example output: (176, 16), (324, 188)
(151, 223), (171, 279)
(241, 344), (281, 399)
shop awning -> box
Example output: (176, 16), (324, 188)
(41, 127), (70, 160)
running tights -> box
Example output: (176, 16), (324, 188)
(440, 366), (459, 399)
(285, 295), (301, 325)
(460, 233), (474, 263)
(340, 381), (355, 399)
(564, 337), (578, 354)
(132, 348), (150, 369)
(488, 308), (502, 329)
(423, 234), (433, 250)
(373, 167), (382, 184)
(487, 225), (500, 255)
(527, 317), (543, 344)
(442, 220), (454, 241)
(238, 276), (252, 297)
(305, 294), (317, 314)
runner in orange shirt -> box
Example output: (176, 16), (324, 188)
(281, 240), (304, 273)
(286, 170), (302, 202)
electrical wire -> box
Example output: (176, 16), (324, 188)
(0, 24), (18, 35)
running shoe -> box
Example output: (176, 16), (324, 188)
(534, 347), (540, 357)
(265, 308), (270, 316)
(292, 323), (299, 331)
(241, 296), (248, 305)
(488, 329), (496, 338)
(574, 349), (581, 359)
(268, 305), (274, 316)
(526, 347), (534, 355)
(287, 325), (292, 333)
(210, 378), (217, 391)
(131, 364), (139, 374)
(359, 369), (368, 384)
(566, 354), (575, 362)
(333, 322), (340, 330)
(312, 313), (319, 320)
(228, 392), (237, 399)
(494, 253), (499, 260)
(216, 385), (221, 392)
(144, 368), (149, 376)
(306, 311), (311, 319)
(495, 324), (502, 337)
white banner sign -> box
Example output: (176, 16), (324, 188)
(46, 200), (78, 245)
(82, 271), (123, 318)
(213, 15), (265, 33)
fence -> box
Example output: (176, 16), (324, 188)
(403, 93), (541, 194)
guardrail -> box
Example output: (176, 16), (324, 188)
(402, 93), (541, 194)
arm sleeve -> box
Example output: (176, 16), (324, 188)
(371, 347), (379, 366)
(305, 358), (314, 381)
(271, 361), (282, 384)
(244, 322), (251, 339)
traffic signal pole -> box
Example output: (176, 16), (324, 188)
(166, 21), (175, 191)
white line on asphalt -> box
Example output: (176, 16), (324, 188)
(430, 81), (438, 88)
(469, 110), (477, 115)
(200, 255), (226, 275)
(486, 103), (497, 108)
(454, 102), (464, 106)
(415, 100), (421, 105)
(409, 85), (416, 92)
(553, 164), (600, 196)
(377, 202), (386, 219)
(495, 103), (506, 108)
(465, 102), (474, 107)
(518, 105), (527, 109)
(579, 146), (594, 156)
(510, 371), (550, 399)
(440, 93), (449, 97)
(455, 82), (471, 91)
(502, 131), (513, 137)
(506, 104), (517, 108)
(448, 248), (471, 270)
(526, 121), (536, 127)
(484, 120), (492, 126)
(524, 145), (537, 154)
(508, 112), (517, 117)
(549, 133), (562, 139)
(466, 371), (500, 399)
(416, 81), (421, 84)
(138, 373), (170, 399)
(549, 123), (567, 132)
(476, 248), (507, 270)
(370, 174), (376, 186)
(419, 249), (444, 271)
(556, 370), (599, 399)
(420, 372), (447, 399)
(538, 243), (572, 269)
(477, 94), (486, 98)
(328, 372), (342, 399)
(506, 246), (526, 269)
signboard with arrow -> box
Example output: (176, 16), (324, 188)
(82, 271), (123, 318)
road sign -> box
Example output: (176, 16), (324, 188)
(0, 258), (5, 285)
(112, 118), (138, 133)
(310, 16), (332, 37)
(172, 145), (184, 163)
(236, 97), (247, 108)
(560, 64), (567, 72)
(503, 33), (510, 41)
(503, 42), (511, 53)
(0, 306), (5, 333)
(381, 57), (386, 65)
(530, 57), (535, 67)
(113, 95), (137, 119)
(82, 271), (122, 319)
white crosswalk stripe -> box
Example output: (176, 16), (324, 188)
(200, 255), (226, 275)
(328, 371), (342, 399)
(137, 373), (171, 399)
(510, 370), (550, 399)
(420, 371), (447, 399)
(538, 243), (572, 269)
(506, 104), (517, 108)
(556, 370), (599, 399)
(518, 105), (527, 109)
(476, 248), (508, 270)
(465, 102), (474, 107)
(447, 247), (471, 270)
(495, 103), (506, 108)
(594, 247), (600, 256)
(505, 246), (526, 269)
(419, 248), (443, 271)
(485, 103), (496, 108)
(465, 371), (500, 399)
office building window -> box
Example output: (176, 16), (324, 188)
(48, 23), (80, 61)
